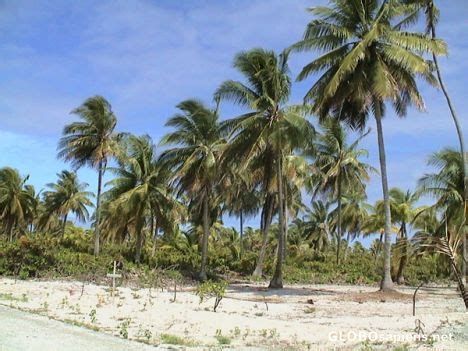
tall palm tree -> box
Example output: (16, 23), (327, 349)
(42, 170), (93, 236)
(105, 135), (183, 263)
(216, 48), (315, 288)
(58, 96), (119, 255)
(313, 118), (373, 265)
(160, 99), (225, 281)
(388, 188), (420, 284)
(291, 0), (445, 290)
(405, 0), (466, 282)
(0, 167), (36, 241)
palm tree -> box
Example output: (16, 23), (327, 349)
(58, 96), (119, 255)
(338, 190), (372, 260)
(0, 167), (36, 241)
(388, 188), (420, 284)
(42, 170), (93, 236)
(405, 0), (466, 282)
(160, 99), (225, 280)
(105, 135), (183, 263)
(412, 208), (467, 308)
(302, 200), (332, 252)
(291, 0), (445, 291)
(313, 118), (373, 265)
(223, 169), (260, 258)
(216, 48), (315, 288)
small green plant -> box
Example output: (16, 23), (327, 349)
(215, 329), (232, 345)
(360, 339), (374, 351)
(136, 325), (152, 343)
(160, 333), (186, 345)
(40, 301), (49, 311)
(230, 326), (241, 338)
(60, 296), (69, 308)
(118, 319), (131, 339)
(89, 309), (97, 323)
(196, 280), (227, 312)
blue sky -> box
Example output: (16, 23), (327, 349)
(0, 0), (466, 233)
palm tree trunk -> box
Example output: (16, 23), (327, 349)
(396, 223), (407, 285)
(199, 192), (210, 281)
(374, 100), (394, 291)
(283, 182), (288, 261)
(151, 218), (158, 258)
(134, 207), (145, 264)
(427, 2), (467, 282)
(94, 159), (104, 256)
(7, 219), (14, 242)
(429, 18), (467, 283)
(269, 148), (285, 289)
(344, 232), (351, 261)
(61, 213), (68, 237)
(239, 209), (244, 259)
(253, 196), (274, 277)
(336, 176), (342, 265)
(446, 240), (468, 309)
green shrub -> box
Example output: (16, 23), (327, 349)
(196, 280), (228, 312)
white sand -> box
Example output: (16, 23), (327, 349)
(0, 278), (466, 350)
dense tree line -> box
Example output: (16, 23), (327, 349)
(0, 0), (465, 306)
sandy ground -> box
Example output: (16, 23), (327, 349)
(0, 305), (160, 351)
(0, 278), (466, 350)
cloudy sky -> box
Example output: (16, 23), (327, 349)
(0, 0), (466, 231)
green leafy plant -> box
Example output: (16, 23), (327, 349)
(196, 280), (227, 312)
(118, 319), (131, 339)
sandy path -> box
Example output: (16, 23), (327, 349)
(0, 305), (160, 351)
(0, 278), (466, 350)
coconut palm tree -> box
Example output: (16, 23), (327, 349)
(302, 200), (333, 252)
(160, 99), (225, 280)
(419, 149), (463, 219)
(105, 134), (184, 263)
(418, 148), (465, 278)
(58, 96), (119, 255)
(405, 0), (467, 282)
(42, 170), (93, 236)
(0, 167), (36, 241)
(216, 48), (315, 288)
(291, 0), (445, 290)
(313, 118), (373, 265)
(412, 209), (467, 308)
(222, 169), (260, 258)
(388, 188), (420, 284)
(337, 190), (372, 260)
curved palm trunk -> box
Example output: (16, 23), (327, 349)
(396, 223), (407, 285)
(61, 213), (68, 237)
(199, 193), (210, 281)
(429, 16), (467, 283)
(252, 196), (274, 277)
(336, 176), (342, 265)
(269, 149), (285, 289)
(446, 239), (468, 309)
(374, 101), (394, 291)
(94, 160), (104, 256)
